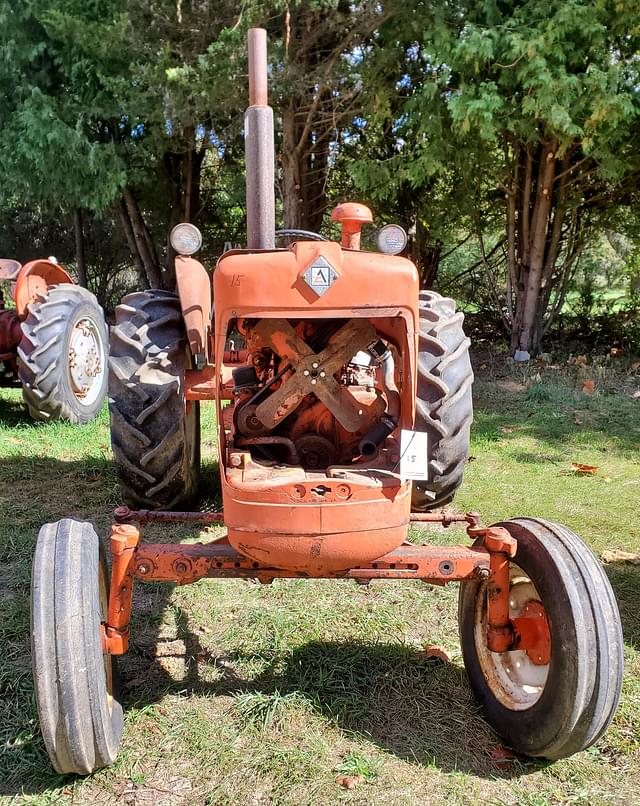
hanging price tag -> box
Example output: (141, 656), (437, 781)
(400, 429), (429, 480)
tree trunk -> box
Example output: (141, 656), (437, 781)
(73, 208), (87, 288)
(120, 187), (162, 289)
(504, 139), (573, 357)
(116, 198), (149, 290)
(282, 101), (303, 228)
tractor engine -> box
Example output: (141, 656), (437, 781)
(228, 317), (400, 472)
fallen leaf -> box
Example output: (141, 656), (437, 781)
(581, 379), (595, 395)
(602, 550), (640, 566)
(570, 463), (599, 475)
(603, 476), (612, 483)
(479, 363), (488, 370)
(336, 775), (364, 790)
(610, 347), (624, 357)
(500, 426), (514, 434)
(489, 745), (517, 762)
(423, 644), (450, 662)
(632, 390), (640, 399)
(574, 355), (588, 366)
(573, 415), (583, 425)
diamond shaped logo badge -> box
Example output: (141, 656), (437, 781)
(302, 255), (339, 296)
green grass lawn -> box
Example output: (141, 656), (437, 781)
(0, 359), (639, 805)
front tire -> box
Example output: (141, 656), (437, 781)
(108, 290), (200, 509)
(459, 518), (623, 759)
(18, 284), (108, 423)
(31, 519), (123, 774)
(412, 291), (473, 511)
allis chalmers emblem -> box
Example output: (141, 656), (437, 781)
(302, 255), (339, 296)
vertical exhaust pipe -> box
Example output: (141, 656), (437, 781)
(245, 28), (275, 249)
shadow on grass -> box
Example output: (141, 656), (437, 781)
(0, 394), (38, 428)
(119, 631), (543, 780)
(1, 448), (635, 793)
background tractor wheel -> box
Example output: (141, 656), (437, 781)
(18, 284), (108, 423)
(31, 519), (123, 774)
(411, 290), (473, 511)
(459, 518), (624, 760)
(108, 290), (200, 509)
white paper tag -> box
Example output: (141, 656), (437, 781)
(400, 429), (429, 480)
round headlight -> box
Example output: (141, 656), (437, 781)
(170, 223), (203, 256)
(377, 224), (407, 255)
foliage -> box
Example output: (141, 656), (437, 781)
(0, 1), (640, 331)
(354, 0), (640, 353)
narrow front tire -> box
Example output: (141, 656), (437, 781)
(459, 518), (623, 760)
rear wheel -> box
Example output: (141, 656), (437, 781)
(108, 290), (200, 509)
(31, 519), (123, 774)
(412, 291), (473, 511)
(459, 518), (624, 759)
(18, 284), (108, 423)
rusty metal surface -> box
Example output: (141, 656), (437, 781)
(512, 601), (551, 665)
(0, 308), (21, 355)
(331, 203), (373, 250)
(14, 259), (73, 318)
(249, 318), (378, 433)
(115, 506), (483, 531)
(480, 526), (518, 652)
(102, 524), (140, 655)
(235, 435), (300, 464)
(114, 505), (225, 525)
(129, 537), (490, 586)
(410, 511), (481, 527)
(175, 255), (211, 364)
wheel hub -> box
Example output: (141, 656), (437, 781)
(68, 316), (105, 405)
(474, 565), (550, 710)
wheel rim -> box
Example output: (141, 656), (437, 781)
(473, 563), (550, 710)
(67, 315), (105, 406)
(98, 563), (114, 714)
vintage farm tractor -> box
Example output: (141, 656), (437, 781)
(31, 29), (623, 774)
(0, 257), (107, 422)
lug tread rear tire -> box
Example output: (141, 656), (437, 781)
(31, 519), (123, 774)
(459, 517), (623, 760)
(18, 285), (108, 423)
(108, 290), (199, 509)
(412, 291), (473, 511)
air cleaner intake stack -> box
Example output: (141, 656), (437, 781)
(245, 28), (275, 249)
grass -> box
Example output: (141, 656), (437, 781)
(0, 355), (639, 805)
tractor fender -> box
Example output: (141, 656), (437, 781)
(13, 259), (73, 318)
(175, 255), (212, 367)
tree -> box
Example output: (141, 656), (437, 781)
(365, 0), (640, 355)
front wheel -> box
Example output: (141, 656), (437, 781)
(18, 284), (108, 423)
(459, 518), (623, 760)
(31, 519), (123, 774)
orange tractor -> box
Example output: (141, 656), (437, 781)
(32, 29), (623, 774)
(0, 257), (107, 422)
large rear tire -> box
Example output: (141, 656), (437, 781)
(459, 518), (624, 760)
(18, 284), (108, 423)
(31, 519), (123, 774)
(411, 291), (473, 511)
(108, 290), (200, 509)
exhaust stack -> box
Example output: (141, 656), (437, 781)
(245, 28), (275, 250)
